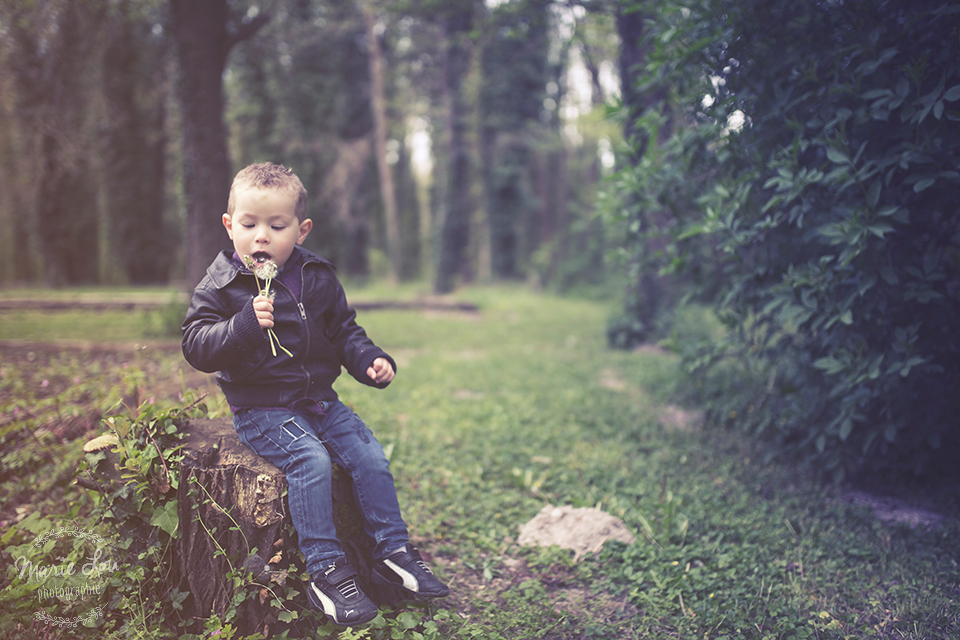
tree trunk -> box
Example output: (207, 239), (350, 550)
(100, 3), (169, 285)
(169, 0), (269, 288)
(174, 417), (404, 637)
(435, 2), (475, 294)
(317, 136), (374, 276)
(361, 0), (402, 284)
(486, 136), (527, 280)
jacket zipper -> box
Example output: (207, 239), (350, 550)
(296, 263), (312, 396)
(270, 274), (312, 398)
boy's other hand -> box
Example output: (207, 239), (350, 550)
(367, 357), (395, 384)
(253, 295), (275, 328)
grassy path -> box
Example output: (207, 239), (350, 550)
(1, 286), (957, 638)
(339, 288), (959, 639)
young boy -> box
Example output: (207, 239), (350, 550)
(182, 162), (448, 626)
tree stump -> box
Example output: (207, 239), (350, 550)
(174, 417), (404, 636)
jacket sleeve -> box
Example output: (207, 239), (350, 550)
(181, 280), (267, 374)
(323, 277), (396, 388)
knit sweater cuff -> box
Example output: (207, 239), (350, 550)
(233, 299), (269, 353)
(358, 349), (397, 388)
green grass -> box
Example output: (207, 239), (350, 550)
(0, 309), (153, 341)
(1, 285), (957, 639)
(0, 286), (182, 299)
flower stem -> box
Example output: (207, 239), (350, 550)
(267, 329), (278, 356)
(270, 330), (294, 358)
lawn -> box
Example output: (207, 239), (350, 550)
(1, 285), (957, 639)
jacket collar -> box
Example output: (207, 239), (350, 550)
(205, 246), (333, 289)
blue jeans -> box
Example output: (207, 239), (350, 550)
(233, 400), (409, 577)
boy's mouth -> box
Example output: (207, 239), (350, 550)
(251, 251), (271, 264)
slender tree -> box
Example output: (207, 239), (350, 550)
(479, 0), (551, 280)
(361, 0), (402, 283)
(100, 0), (170, 284)
(434, 0), (477, 294)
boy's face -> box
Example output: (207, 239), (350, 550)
(222, 187), (312, 271)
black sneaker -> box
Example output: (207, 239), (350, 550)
(307, 561), (378, 626)
(372, 546), (450, 598)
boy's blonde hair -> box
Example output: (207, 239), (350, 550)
(227, 162), (308, 221)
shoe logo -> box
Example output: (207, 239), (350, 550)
(346, 609), (355, 616)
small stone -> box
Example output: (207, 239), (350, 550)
(518, 505), (636, 561)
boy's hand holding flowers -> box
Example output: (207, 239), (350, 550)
(244, 255), (293, 358)
(252, 294), (275, 328)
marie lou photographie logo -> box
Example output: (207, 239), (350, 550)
(14, 525), (118, 629)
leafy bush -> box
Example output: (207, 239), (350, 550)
(618, 0), (960, 479)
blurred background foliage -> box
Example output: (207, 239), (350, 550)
(1, 0), (958, 480)
(0, 0), (621, 290)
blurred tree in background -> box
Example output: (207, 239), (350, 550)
(1, 0), (106, 285)
(0, 0), (173, 286)
(101, 1), (171, 285)
(479, 0), (550, 281)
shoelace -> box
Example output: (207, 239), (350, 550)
(416, 560), (434, 575)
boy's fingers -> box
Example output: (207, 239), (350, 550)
(371, 364), (394, 384)
(253, 297), (274, 328)
(367, 361), (394, 383)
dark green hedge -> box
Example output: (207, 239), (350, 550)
(615, 0), (960, 479)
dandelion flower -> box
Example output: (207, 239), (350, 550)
(243, 255), (293, 358)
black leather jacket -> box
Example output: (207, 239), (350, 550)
(182, 247), (394, 408)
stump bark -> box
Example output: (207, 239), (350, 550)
(174, 417), (404, 636)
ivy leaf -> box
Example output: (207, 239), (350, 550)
(150, 499), (179, 537)
(397, 611), (421, 630)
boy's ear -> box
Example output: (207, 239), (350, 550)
(297, 218), (313, 245)
(222, 213), (234, 239)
